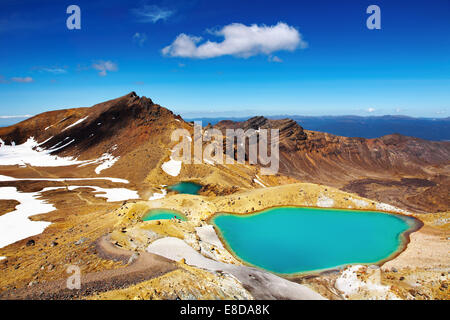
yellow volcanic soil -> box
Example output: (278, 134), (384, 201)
(0, 165), (448, 299)
(132, 181), (410, 221)
(0, 180), (127, 292)
(88, 263), (252, 300)
(375, 212), (449, 300)
(0, 199), (20, 216)
(108, 182), (448, 300)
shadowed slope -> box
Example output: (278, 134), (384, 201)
(215, 117), (450, 212)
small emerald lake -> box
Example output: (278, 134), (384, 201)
(168, 182), (202, 195)
(143, 209), (187, 221)
(211, 207), (418, 274)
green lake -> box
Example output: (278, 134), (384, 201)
(143, 209), (187, 221)
(211, 207), (417, 274)
(168, 182), (202, 195)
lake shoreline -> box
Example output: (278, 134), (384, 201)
(104, 182), (445, 299)
(208, 206), (423, 277)
(143, 208), (187, 222)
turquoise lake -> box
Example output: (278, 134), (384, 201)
(143, 209), (187, 221)
(168, 182), (202, 195)
(212, 207), (415, 274)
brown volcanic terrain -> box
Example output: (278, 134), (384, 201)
(0, 92), (448, 301)
(0, 200), (19, 216)
(214, 116), (450, 213)
(0, 92), (273, 195)
(0, 92), (184, 187)
(1, 93), (448, 211)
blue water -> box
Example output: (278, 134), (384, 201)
(168, 182), (202, 195)
(143, 209), (187, 221)
(212, 207), (414, 274)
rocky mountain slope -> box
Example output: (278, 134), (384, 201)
(0, 92), (182, 185)
(214, 116), (450, 213)
(0, 93), (283, 198)
(1, 93), (448, 212)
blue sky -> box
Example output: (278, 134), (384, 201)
(0, 0), (449, 118)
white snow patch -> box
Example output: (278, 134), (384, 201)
(149, 188), (167, 201)
(0, 136), (121, 174)
(317, 194), (334, 207)
(48, 139), (63, 150)
(161, 154), (182, 177)
(0, 137), (85, 167)
(0, 174), (129, 184)
(40, 187), (66, 192)
(335, 265), (400, 300)
(253, 175), (266, 187)
(335, 265), (365, 296)
(94, 153), (120, 174)
(148, 237), (225, 270)
(49, 138), (75, 152)
(195, 225), (224, 249)
(67, 186), (139, 202)
(62, 116), (88, 132)
(147, 237), (326, 300)
(0, 187), (54, 248)
(350, 198), (369, 208)
(36, 185), (138, 202)
(38, 136), (54, 146)
(376, 202), (410, 215)
(77, 152), (120, 174)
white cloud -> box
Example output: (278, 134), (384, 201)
(268, 55), (283, 63)
(92, 60), (118, 76)
(131, 5), (174, 23)
(11, 76), (33, 83)
(367, 107), (376, 113)
(0, 115), (33, 119)
(40, 67), (67, 74)
(132, 32), (147, 47)
(162, 22), (307, 59)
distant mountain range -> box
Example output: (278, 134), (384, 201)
(213, 116), (450, 213)
(186, 115), (450, 141)
(3, 114), (449, 141)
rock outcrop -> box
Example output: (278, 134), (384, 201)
(214, 117), (450, 213)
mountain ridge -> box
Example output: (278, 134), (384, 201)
(1, 92), (449, 212)
(187, 115), (450, 141)
(214, 116), (450, 213)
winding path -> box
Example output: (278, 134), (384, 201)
(0, 235), (178, 299)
